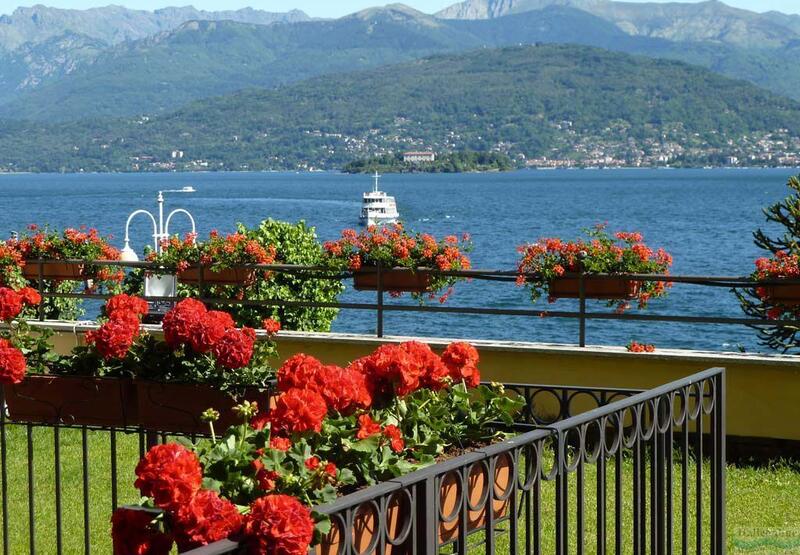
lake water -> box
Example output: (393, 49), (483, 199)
(0, 168), (797, 353)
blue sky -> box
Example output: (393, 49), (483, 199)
(3, 0), (799, 18)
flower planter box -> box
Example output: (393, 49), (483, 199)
(353, 268), (431, 293)
(5, 375), (135, 427)
(765, 283), (800, 307)
(135, 381), (271, 435)
(177, 267), (256, 286)
(549, 276), (640, 300)
(22, 262), (84, 281)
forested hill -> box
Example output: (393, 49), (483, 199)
(1, 44), (800, 173)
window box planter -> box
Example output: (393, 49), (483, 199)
(549, 276), (640, 300)
(764, 283), (800, 307)
(4, 375), (135, 427)
(177, 267), (256, 286)
(22, 262), (84, 282)
(135, 381), (273, 435)
(353, 268), (432, 293)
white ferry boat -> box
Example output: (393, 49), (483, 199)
(360, 172), (399, 226)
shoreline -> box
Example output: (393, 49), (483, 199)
(3, 166), (798, 177)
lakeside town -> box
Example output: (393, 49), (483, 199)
(5, 125), (795, 174)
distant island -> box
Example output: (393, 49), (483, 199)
(342, 151), (515, 174)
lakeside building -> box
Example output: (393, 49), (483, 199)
(403, 151), (436, 163)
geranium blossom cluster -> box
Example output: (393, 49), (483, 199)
(85, 294), (148, 360)
(0, 242), (24, 286)
(751, 251), (800, 319)
(0, 286), (42, 384)
(754, 251), (800, 281)
(147, 230), (277, 274)
(3, 225), (123, 285)
(163, 298), (256, 369)
(516, 224), (673, 309)
(626, 341), (656, 353)
(266, 341), (481, 438)
(116, 340), (502, 554)
(112, 443), (316, 554)
(324, 223), (472, 302)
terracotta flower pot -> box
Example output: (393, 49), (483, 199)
(177, 267), (256, 286)
(438, 453), (513, 544)
(135, 381), (271, 435)
(549, 276), (640, 300)
(5, 375), (135, 427)
(316, 492), (412, 555)
(353, 268), (431, 293)
(22, 262), (84, 281)
(765, 283), (800, 307)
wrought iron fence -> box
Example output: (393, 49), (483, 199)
(181, 367), (725, 555)
(0, 377), (677, 554)
(18, 259), (800, 347)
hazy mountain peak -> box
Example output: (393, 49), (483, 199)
(348, 4), (444, 27)
(435, 0), (800, 47)
(0, 4), (310, 52)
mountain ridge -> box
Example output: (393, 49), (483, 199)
(436, 0), (800, 48)
(0, 4), (310, 51)
(1, 44), (798, 173)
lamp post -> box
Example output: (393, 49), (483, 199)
(120, 187), (197, 322)
(120, 186), (197, 262)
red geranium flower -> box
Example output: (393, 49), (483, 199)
(382, 424), (405, 453)
(17, 287), (41, 307)
(0, 287), (23, 322)
(134, 444), (203, 511)
(0, 338), (27, 385)
(85, 316), (139, 360)
(364, 343), (424, 397)
(213, 327), (255, 369)
(314, 364), (372, 414)
(243, 495), (314, 555)
(304, 456), (320, 471)
(356, 414), (381, 440)
(324, 462), (337, 477)
(399, 341), (449, 391)
(111, 507), (173, 555)
(441, 342), (481, 388)
(190, 310), (234, 354)
(105, 294), (148, 319)
(171, 489), (244, 552)
(162, 298), (207, 348)
(269, 436), (292, 451)
(256, 467), (280, 492)
(262, 318), (281, 335)
(277, 353), (323, 392)
(269, 388), (327, 435)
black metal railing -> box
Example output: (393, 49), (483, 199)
(182, 367), (725, 555)
(19, 258), (800, 348)
(0, 378), (663, 554)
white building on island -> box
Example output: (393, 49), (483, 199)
(403, 151), (436, 163)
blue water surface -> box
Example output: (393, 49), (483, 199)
(0, 168), (796, 352)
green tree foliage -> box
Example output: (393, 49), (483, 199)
(226, 220), (343, 332)
(738, 175), (800, 352)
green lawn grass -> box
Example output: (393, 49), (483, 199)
(0, 423), (798, 554)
